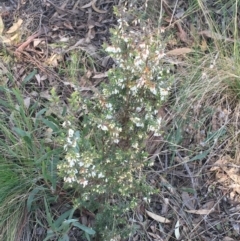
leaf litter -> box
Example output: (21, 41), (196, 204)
(1, 0), (240, 240)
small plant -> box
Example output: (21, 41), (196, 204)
(42, 198), (95, 241)
(57, 5), (172, 239)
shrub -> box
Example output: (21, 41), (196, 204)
(57, 5), (172, 239)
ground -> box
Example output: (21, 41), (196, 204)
(0, 0), (240, 241)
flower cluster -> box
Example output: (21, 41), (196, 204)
(57, 5), (171, 200)
(59, 121), (110, 191)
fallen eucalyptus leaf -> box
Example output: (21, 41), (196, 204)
(166, 47), (193, 56)
(145, 210), (171, 223)
(7, 19), (23, 34)
(0, 16), (4, 35)
(175, 220), (181, 240)
(185, 209), (213, 215)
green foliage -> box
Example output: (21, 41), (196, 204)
(0, 85), (65, 240)
(42, 198), (95, 241)
(57, 5), (171, 239)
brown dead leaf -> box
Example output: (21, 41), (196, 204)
(174, 220), (181, 240)
(199, 30), (235, 43)
(6, 19), (23, 34)
(177, 30), (190, 44)
(201, 200), (215, 210)
(92, 0), (108, 14)
(24, 97), (31, 109)
(185, 208), (214, 215)
(46, 54), (63, 67)
(229, 184), (240, 195)
(10, 33), (20, 42)
(87, 28), (96, 40)
(35, 74), (41, 85)
(92, 72), (108, 79)
(148, 232), (162, 239)
(0, 16), (4, 35)
(44, 128), (53, 143)
(161, 198), (169, 215)
(210, 157), (228, 171)
(145, 210), (171, 223)
(1, 36), (11, 44)
(166, 48), (193, 56)
(80, 1), (92, 8)
(63, 21), (74, 30)
(33, 39), (42, 47)
(222, 237), (235, 241)
(181, 192), (195, 209)
(200, 38), (208, 52)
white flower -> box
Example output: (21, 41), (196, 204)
(148, 125), (156, 132)
(62, 121), (71, 128)
(157, 118), (162, 126)
(98, 172), (104, 178)
(150, 86), (157, 95)
(105, 46), (121, 53)
(98, 124), (108, 131)
(118, 78), (124, 83)
(132, 142), (138, 149)
(112, 89), (119, 94)
(153, 131), (161, 137)
(72, 139), (77, 148)
(106, 114), (112, 119)
(136, 122), (144, 127)
(80, 179), (88, 187)
(67, 137), (72, 145)
(68, 129), (74, 138)
(130, 85), (138, 95)
(136, 107), (142, 112)
(143, 197), (151, 203)
(113, 139), (119, 143)
(134, 58), (144, 67)
(106, 103), (113, 110)
(160, 88), (169, 96)
(68, 158), (76, 167)
(64, 176), (75, 183)
(131, 117), (140, 123)
(79, 161), (84, 167)
(85, 163), (91, 168)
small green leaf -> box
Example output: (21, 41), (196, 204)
(59, 234), (69, 241)
(54, 209), (74, 229)
(180, 187), (196, 194)
(44, 197), (54, 229)
(72, 222), (95, 235)
(36, 108), (47, 118)
(23, 135), (33, 148)
(85, 232), (91, 241)
(43, 231), (55, 241)
(62, 106), (67, 116)
(42, 118), (59, 132)
(27, 187), (45, 212)
(13, 127), (31, 138)
(36, 148), (62, 164)
(189, 149), (210, 162)
(22, 70), (37, 86)
(13, 127), (33, 148)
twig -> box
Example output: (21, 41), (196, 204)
(162, 0), (190, 44)
(176, 151), (200, 208)
(16, 31), (42, 52)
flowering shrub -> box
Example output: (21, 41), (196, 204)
(57, 4), (172, 238)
